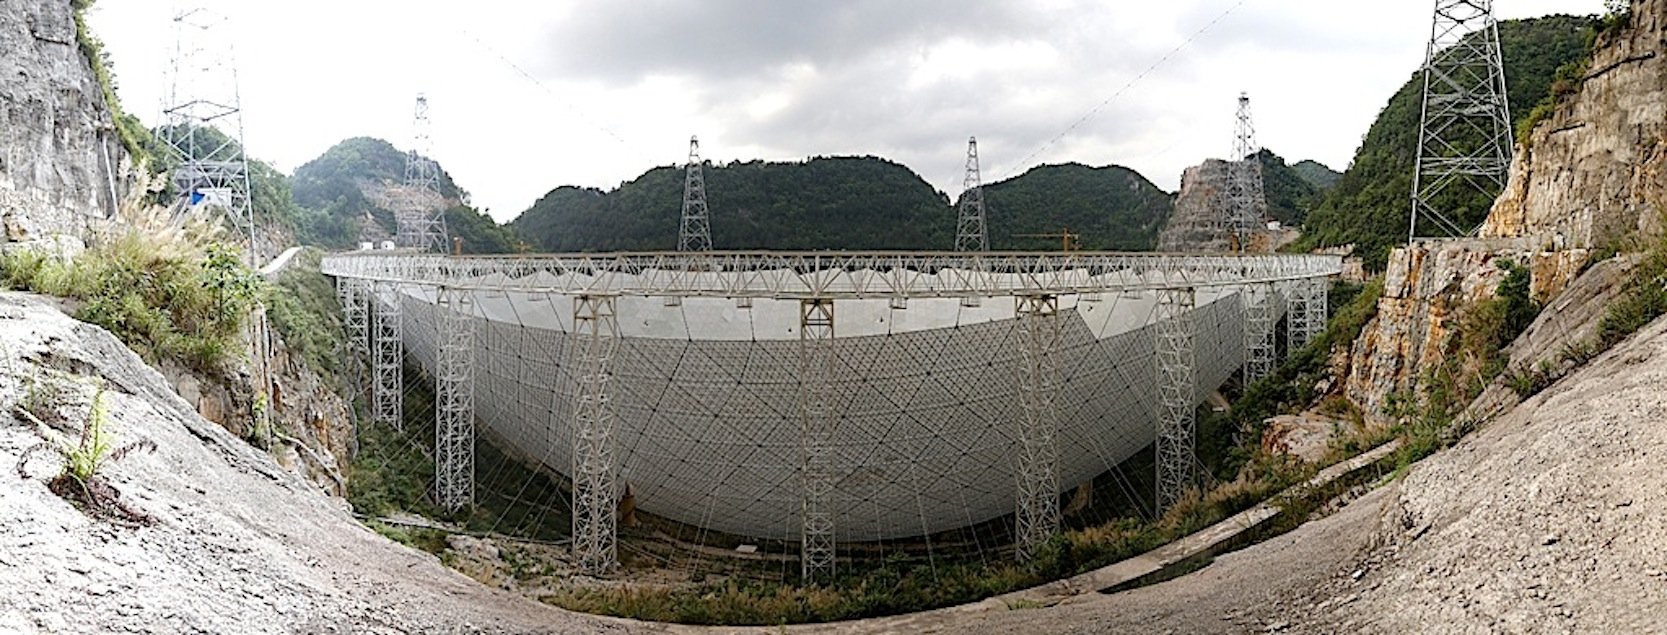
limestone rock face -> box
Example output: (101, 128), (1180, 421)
(1482, 1), (1667, 248)
(0, 1), (126, 245)
(1157, 160), (1235, 253)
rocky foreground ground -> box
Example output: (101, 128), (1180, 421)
(2, 288), (1665, 634)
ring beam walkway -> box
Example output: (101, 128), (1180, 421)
(324, 250), (1342, 580)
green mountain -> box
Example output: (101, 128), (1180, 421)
(289, 137), (520, 253)
(510, 156), (953, 251)
(1290, 160), (1341, 191)
(1299, 14), (1597, 270)
(1256, 150), (1327, 227)
(978, 163), (1173, 251)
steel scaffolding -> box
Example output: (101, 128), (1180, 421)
(1242, 283), (1276, 385)
(393, 95), (449, 251)
(571, 294), (621, 574)
(1288, 278), (1327, 351)
(338, 278), (370, 401)
(678, 137), (713, 252)
(434, 286), (476, 512)
(799, 298), (838, 581)
(1410, 0), (1512, 239)
(372, 282), (403, 431)
(1154, 287), (1197, 510)
(1013, 294), (1062, 562)
(1225, 93), (1266, 247)
(955, 137), (989, 252)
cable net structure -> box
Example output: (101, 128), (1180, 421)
(330, 251), (1338, 582)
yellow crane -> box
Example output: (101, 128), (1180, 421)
(1012, 229), (1082, 252)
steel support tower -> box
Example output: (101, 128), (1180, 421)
(1013, 294), (1062, 562)
(1225, 93), (1265, 249)
(1154, 287), (1197, 510)
(1287, 278), (1328, 351)
(338, 278), (370, 401)
(1410, 0), (1513, 240)
(799, 298), (837, 581)
(571, 294), (621, 574)
(372, 283), (403, 431)
(159, 7), (255, 250)
(678, 137), (713, 252)
(1242, 283), (1276, 386)
(955, 137), (989, 252)
(434, 287), (476, 512)
(394, 95), (449, 251)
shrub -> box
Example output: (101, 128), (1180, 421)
(15, 387), (155, 523)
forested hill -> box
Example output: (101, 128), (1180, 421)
(289, 137), (520, 253)
(1257, 150), (1333, 227)
(1297, 14), (1597, 269)
(976, 163), (1172, 251)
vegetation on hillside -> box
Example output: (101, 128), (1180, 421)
(1298, 15), (1598, 270)
(1290, 160), (1341, 191)
(978, 163), (1173, 251)
(264, 249), (344, 381)
(289, 137), (520, 253)
(1256, 150), (1329, 227)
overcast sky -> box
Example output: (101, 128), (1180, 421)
(87, 0), (1606, 223)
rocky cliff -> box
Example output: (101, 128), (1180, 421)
(0, 1), (126, 248)
(1158, 159), (1278, 253)
(1343, 0), (1666, 420)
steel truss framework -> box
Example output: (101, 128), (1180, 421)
(1013, 294), (1063, 561)
(434, 287), (476, 512)
(1154, 288), (1198, 510)
(372, 282), (403, 431)
(1241, 283), (1277, 385)
(1225, 93), (1265, 245)
(799, 299), (837, 581)
(160, 7), (254, 247)
(322, 252), (1343, 299)
(679, 137), (713, 252)
(571, 295), (621, 574)
(955, 138), (989, 252)
(338, 279), (370, 400)
(1411, 0), (1512, 240)
(394, 95), (449, 251)
(1287, 278), (1327, 351)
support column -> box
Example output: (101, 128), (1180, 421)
(338, 278), (369, 400)
(435, 286), (476, 512)
(571, 294), (621, 574)
(799, 298), (837, 582)
(1154, 287), (1197, 511)
(372, 282), (403, 431)
(1013, 294), (1062, 562)
(1287, 278), (1327, 351)
(1242, 283), (1275, 385)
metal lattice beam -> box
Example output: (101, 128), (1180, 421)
(393, 95), (450, 251)
(799, 298), (837, 582)
(1013, 294), (1062, 562)
(1411, 0), (1512, 240)
(1288, 278), (1327, 351)
(372, 282), (403, 431)
(322, 252), (1344, 300)
(678, 136), (713, 252)
(571, 294), (621, 574)
(435, 286), (476, 512)
(1155, 287), (1197, 511)
(338, 278), (370, 401)
(1242, 283), (1276, 385)
(1225, 93), (1265, 247)
(160, 7), (256, 252)
(955, 137), (989, 252)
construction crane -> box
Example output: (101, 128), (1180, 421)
(1013, 229), (1081, 252)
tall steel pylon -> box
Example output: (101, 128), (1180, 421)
(798, 298), (837, 582)
(159, 7), (255, 250)
(678, 136), (712, 252)
(1224, 93), (1265, 250)
(571, 294), (621, 575)
(1410, 0), (1513, 240)
(1242, 283), (1276, 386)
(955, 137), (989, 252)
(434, 286), (476, 513)
(1154, 287), (1197, 510)
(372, 283), (404, 431)
(393, 95), (449, 251)
(1013, 294), (1062, 562)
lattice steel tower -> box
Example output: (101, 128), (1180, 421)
(1224, 93), (1265, 250)
(394, 95), (449, 251)
(1410, 0), (1512, 240)
(678, 136), (712, 251)
(955, 137), (988, 251)
(160, 7), (254, 250)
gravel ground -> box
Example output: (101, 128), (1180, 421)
(3, 288), (1664, 634)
